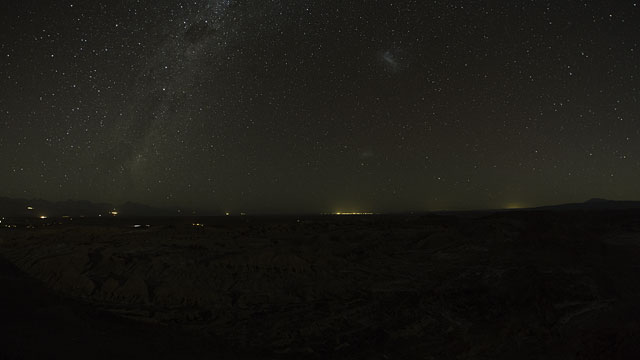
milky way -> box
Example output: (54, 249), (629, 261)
(2, 1), (640, 212)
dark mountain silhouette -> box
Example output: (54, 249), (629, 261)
(584, 198), (610, 203)
(2, 196), (640, 217)
(533, 198), (640, 211)
(0, 197), (187, 217)
(118, 202), (177, 217)
(0, 197), (110, 217)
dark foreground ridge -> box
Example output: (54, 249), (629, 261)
(1, 210), (640, 359)
(0, 255), (264, 360)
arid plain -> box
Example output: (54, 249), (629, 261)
(1, 210), (640, 359)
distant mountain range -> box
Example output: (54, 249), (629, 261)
(531, 198), (640, 211)
(0, 197), (216, 217)
(1, 197), (640, 217)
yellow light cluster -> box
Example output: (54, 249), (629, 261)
(504, 203), (526, 209)
(109, 211), (119, 216)
(192, 223), (205, 227)
(334, 212), (374, 215)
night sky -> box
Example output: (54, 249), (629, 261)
(2, 1), (639, 213)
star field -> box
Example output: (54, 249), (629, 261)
(1, 1), (640, 212)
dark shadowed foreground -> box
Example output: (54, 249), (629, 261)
(1, 211), (640, 359)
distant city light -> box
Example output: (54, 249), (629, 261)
(334, 212), (374, 215)
(109, 210), (119, 216)
(225, 212), (230, 216)
(504, 203), (526, 209)
(39, 215), (48, 219)
(27, 206), (34, 210)
(192, 223), (204, 227)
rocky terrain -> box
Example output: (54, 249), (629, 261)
(1, 211), (640, 359)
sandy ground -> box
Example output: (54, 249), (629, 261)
(1, 211), (640, 359)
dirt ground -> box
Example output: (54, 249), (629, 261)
(1, 211), (640, 359)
